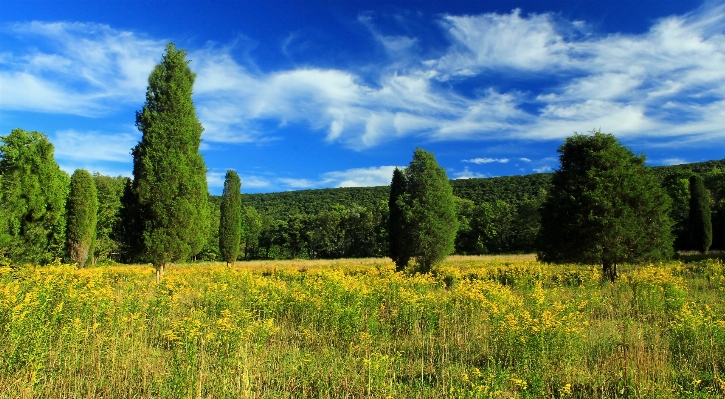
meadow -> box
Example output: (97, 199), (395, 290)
(0, 256), (723, 398)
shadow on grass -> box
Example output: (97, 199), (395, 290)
(675, 250), (725, 263)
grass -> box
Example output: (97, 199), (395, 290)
(0, 256), (723, 398)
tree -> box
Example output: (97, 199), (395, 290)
(0, 128), (69, 265)
(538, 131), (674, 282)
(704, 168), (725, 250)
(132, 43), (209, 280)
(388, 167), (409, 271)
(66, 169), (98, 267)
(93, 173), (126, 263)
(242, 206), (263, 259)
(115, 178), (144, 263)
(399, 148), (458, 273)
(219, 170), (242, 266)
(689, 174), (712, 253)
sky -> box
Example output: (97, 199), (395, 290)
(1, 0), (724, 194)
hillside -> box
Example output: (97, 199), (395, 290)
(241, 159), (725, 217)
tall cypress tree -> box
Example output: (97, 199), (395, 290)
(219, 170), (242, 266)
(66, 169), (98, 267)
(400, 148), (458, 273)
(388, 167), (409, 271)
(689, 174), (712, 253)
(133, 43), (209, 280)
(0, 128), (69, 265)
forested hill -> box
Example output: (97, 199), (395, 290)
(241, 159), (725, 218)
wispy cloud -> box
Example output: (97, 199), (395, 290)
(3, 4), (725, 153)
(452, 167), (490, 179)
(276, 166), (397, 190)
(463, 157), (509, 164)
(0, 22), (165, 116)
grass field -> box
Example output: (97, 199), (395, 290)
(1, 256), (723, 398)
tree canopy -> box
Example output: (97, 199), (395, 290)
(132, 43), (209, 276)
(688, 174), (712, 253)
(399, 148), (458, 273)
(0, 128), (69, 265)
(66, 169), (98, 267)
(538, 131), (674, 281)
(219, 170), (242, 265)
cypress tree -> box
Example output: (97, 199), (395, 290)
(0, 128), (69, 265)
(133, 43), (209, 280)
(66, 169), (98, 267)
(388, 167), (409, 271)
(219, 170), (242, 266)
(400, 148), (458, 273)
(538, 131), (674, 282)
(689, 174), (712, 253)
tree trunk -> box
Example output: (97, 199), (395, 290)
(602, 261), (617, 282)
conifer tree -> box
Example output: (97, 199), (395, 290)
(0, 128), (69, 265)
(132, 43), (209, 280)
(400, 148), (458, 273)
(538, 131), (674, 282)
(388, 167), (409, 271)
(219, 170), (242, 266)
(689, 174), (712, 253)
(66, 169), (98, 267)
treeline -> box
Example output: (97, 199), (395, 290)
(1, 126), (722, 267)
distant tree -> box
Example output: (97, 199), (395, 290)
(93, 173), (126, 263)
(0, 128), (69, 265)
(388, 168), (409, 271)
(132, 43), (209, 280)
(66, 169), (98, 267)
(538, 131), (674, 282)
(689, 174), (712, 253)
(704, 168), (725, 250)
(242, 206), (263, 259)
(662, 173), (692, 250)
(115, 179), (144, 263)
(399, 148), (458, 273)
(219, 170), (242, 266)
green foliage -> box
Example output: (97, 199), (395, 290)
(66, 169), (98, 267)
(132, 43), (209, 268)
(689, 174), (712, 253)
(242, 206), (263, 259)
(115, 179), (144, 263)
(219, 170), (242, 265)
(0, 128), (69, 265)
(92, 174), (126, 263)
(388, 168), (409, 270)
(399, 148), (458, 273)
(538, 131), (674, 281)
(704, 168), (725, 250)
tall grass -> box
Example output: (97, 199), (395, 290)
(1, 257), (723, 398)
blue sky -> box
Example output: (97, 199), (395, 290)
(1, 0), (724, 194)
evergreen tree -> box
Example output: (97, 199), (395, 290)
(115, 178), (145, 263)
(538, 131), (674, 282)
(388, 167), (409, 271)
(689, 174), (712, 253)
(219, 170), (242, 266)
(66, 169), (98, 267)
(399, 148), (458, 273)
(0, 128), (69, 265)
(132, 43), (209, 280)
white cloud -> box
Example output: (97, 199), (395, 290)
(0, 22), (165, 115)
(519, 157), (531, 162)
(463, 157), (509, 164)
(533, 166), (554, 173)
(661, 158), (688, 166)
(452, 167), (489, 179)
(320, 165), (398, 187)
(52, 129), (138, 162)
(3, 4), (725, 153)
